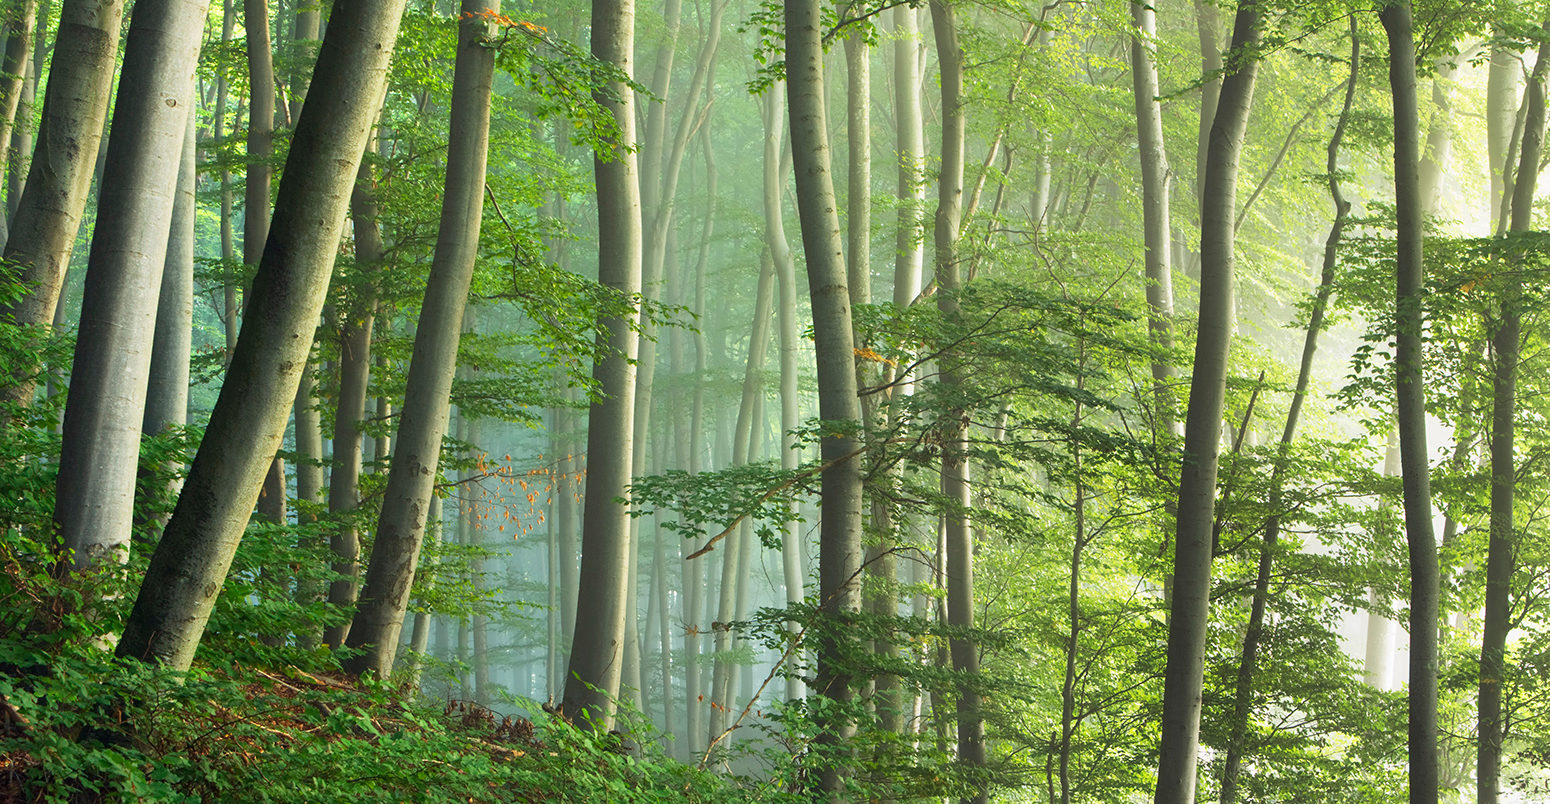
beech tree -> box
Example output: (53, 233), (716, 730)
(53, 0), (211, 569)
(116, 0), (410, 670)
(346, 0), (500, 678)
(784, 0), (863, 790)
(562, 0), (643, 729)
(1153, 2), (1261, 801)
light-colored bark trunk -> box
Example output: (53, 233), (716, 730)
(142, 111), (196, 442)
(0, 0), (125, 406)
(1130, 0), (1175, 436)
(786, 0), (864, 790)
(1154, 4), (1260, 803)
(708, 253), (774, 744)
(345, 3), (498, 677)
(6, 0), (46, 223)
(930, 3), (983, 799)
(1478, 22), (1549, 804)
(115, 0), (409, 671)
(1219, 24), (1357, 801)
(1380, 5), (1440, 803)
(1487, 37), (1519, 227)
(0, 0), (37, 245)
(561, 0), (642, 730)
(54, 0), (211, 569)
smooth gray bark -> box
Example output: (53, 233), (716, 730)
(345, 2), (498, 677)
(318, 153), (383, 649)
(930, 3), (983, 800)
(1380, 4), (1439, 802)
(116, 0), (409, 670)
(1130, 0), (1175, 434)
(0, 0), (124, 406)
(142, 111), (196, 443)
(1479, 22), (1549, 804)
(1153, 3), (1260, 802)
(786, 0), (864, 790)
(562, 0), (643, 730)
(54, 0), (211, 569)
(0, 0), (37, 245)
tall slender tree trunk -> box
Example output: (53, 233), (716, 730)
(345, 2), (498, 676)
(116, 0), (410, 671)
(930, 3), (983, 800)
(54, 0), (211, 570)
(1379, 5), (1439, 803)
(0, 0), (125, 406)
(143, 111), (196, 444)
(1487, 36), (1519, 227)
(562, 0), (643, 730)
(0, 0), (37, 245)
(1153, 4), (1260, 803)
(708, 254), (774, 744)
(1478, 21), (1549, 804)
(1130, 0), (1174, 435)
(786, 0), (864, 791)
(318, 150), (383, 648)
(7, 0), (47, 224)
(1219, 23), (1357, 802)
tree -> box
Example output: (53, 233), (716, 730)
(784, 0), (864, 790)
(53, 0), (211, 570)
(345, 0), (501, 678)
(1478, 18), (1550, 804)
(0, 0), (125, 405)
(1154, 2), (1261, 801)
(116, 0), (410, 671)
(562, 0), (643, 729)
(930, 1), (984, 799)
(1379, 3), (1439, 802)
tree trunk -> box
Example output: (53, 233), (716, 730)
(1379, 5), (1440, 803)
(345, 2), (498, 676)
(785, 0), (864, 790)
(708, 253), (774, 744)
(0, 0), (125, 406)
(562, 0), (642, 730)
(1218, 23), (1357, 802)
(0, 0), (37, 245)
(1478, 21), (1549, 804)
(1130, 0), (1175, 435)
(1153, 4), (1260, 803)
(7, 0), (47, 224)
(1487, 35), (1519, 227)
(54, 0), (211, 570)
(318, 152), (382, 648)
(142, 111), (196, 443)
(116, 0), (410, 671)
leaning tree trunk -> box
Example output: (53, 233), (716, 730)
(1153, 3), (1260, 803)
(1478, 19), (1550, 804)
(1379, 4), (1440, 803)
(785, 0), (864, 791)
(561, 0), (643, 730)
(344, 1), (498, 678)
(0, 0), (37, 246)
(54, 0), (211, 571)
(0, 0), (125, 406)
(116, 0), (410, 671)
